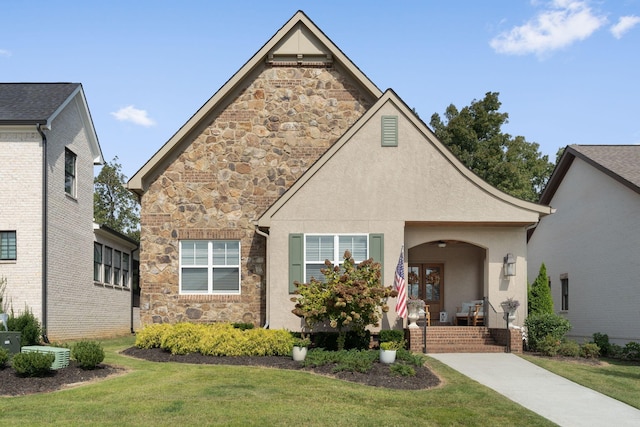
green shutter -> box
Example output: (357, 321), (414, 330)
(381, 116), (398, 147)
(369, 234), (384, 284)
(289, 234), (304, 293)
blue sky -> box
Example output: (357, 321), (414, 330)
(2, 0), (639, 179)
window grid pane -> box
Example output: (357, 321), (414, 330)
(1, 231), (17, 260)
(180, 240), (240, 294)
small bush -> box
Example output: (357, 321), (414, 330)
(608, 343), (624, 358)
(580, 342), (600, 359)
(524, 313), (571, 352)
(397, 348), (428, 367)
(379, 329), (404, 343)
(135, 323), (173, 349)
(231, 322), (254, 330)
(7, 308), (42, 346)
(538, 335), (561, 357)
(0, 347), (9, 368)
(558, 340), (580, 357)
(592, 333), (610, 357)
(623, 342), (640, 361)
(12, 351), (54, 377)
(161, 323), (207, 355)
(312, 330), (371, 351)
(390, 363), (415, 377)
(72, 341), (105, 369)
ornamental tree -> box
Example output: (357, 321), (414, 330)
(291, 251), (397, 350)
(528, 263), (554, 315)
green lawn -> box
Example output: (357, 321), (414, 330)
(521, 354), (640, 409)
(0, 336), (554, 426)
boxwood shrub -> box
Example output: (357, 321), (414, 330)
(12, 351), (54, 377)
(72, 340), (105, 369)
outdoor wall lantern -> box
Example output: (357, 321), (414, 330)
(504, 253), (516, 277)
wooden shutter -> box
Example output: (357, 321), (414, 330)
(369, 234), (384, 284)
(381, 116), (398, 147)
(289, 234), (304, 293)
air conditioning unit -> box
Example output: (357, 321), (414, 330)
(21, 345), (70, 370)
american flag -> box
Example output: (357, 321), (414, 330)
(394, 247), (407, 319)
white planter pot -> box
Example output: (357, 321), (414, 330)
(379, 349), (397, 364)
(292, 346), (308, 362)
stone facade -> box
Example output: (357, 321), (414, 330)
(140, 64), (375, 325)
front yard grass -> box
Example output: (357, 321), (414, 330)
(0, 336), (555, 426)
(521, 354), (640, 409)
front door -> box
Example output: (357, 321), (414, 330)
(408, 263), (444, 322)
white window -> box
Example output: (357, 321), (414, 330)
(1, 231), (17, 261)
(113, 250), (121, 286)
(180, 240), (240, 294)
(94, 243), (102, 281)
(104, 246), (112, 284)
(304, 234), (368, 282)
(122, 253), (130, 288)
(65, 148), (76, 196)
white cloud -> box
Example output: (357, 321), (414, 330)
(490, 0), (607, 56)
(110, 105), (156, 127)
(610, 15), (640, 39)
(0, 49), (11, 57)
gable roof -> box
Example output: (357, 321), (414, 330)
(128, 10), (382, 195)
(257, 89), (553, 227)
(540, 145), (640, 205)
(0, 82), (103, 164)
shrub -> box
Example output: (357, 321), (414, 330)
(7, 308), (42, 346)
(135, 323), (173, 349)
(198, 323), (294, 357)
(72, 341), (105, 369)
(528, 263), (554, 315)
(379, 329), (404, 343)
(592, 333), (610, 357)
(558, 340), (580, 357)
(538, 335), (561, 356)
(12, 351), (54, 377)
(390, 363), (415, 377)
(397, 348), (428, 367)
(623, 342), (640, 361)
(580, 342), (600, 359)
(312, 330), (370, 351)
(524, 313), (571, 352)
(0, 347), (9, 368)
(608, 343), (624, 359)
(160, 323), (207, 355)
(232, 322), (254, 330)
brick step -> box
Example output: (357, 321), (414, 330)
(408, 326), (508, 353)
(426, 344), (506, 353)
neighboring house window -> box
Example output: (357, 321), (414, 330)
(104, 246), (113, 284)
(65, 148), (77, 196)
(304, 234), (368, 283)
(113, 250), (121, 286)
(561, 274), (569, 311)
(122, 253), (130, 288)
(1, 231), (17, 261)
(180, 240), (241, 294)
(94, 243), (102, 281)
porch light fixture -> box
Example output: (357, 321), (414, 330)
(504, 253), (516, 277)
(437, 241), (446, 248)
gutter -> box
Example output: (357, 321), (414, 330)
(254, 224), (270, 329)
(36, 124), (50, 343)
(130, 246), (139, 334)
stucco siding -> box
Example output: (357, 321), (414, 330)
(0, 130), (43, 317)
(528, 158), (640, 344)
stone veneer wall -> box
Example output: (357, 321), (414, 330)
(140, 64), (375, 326)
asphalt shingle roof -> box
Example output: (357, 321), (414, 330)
(569, 144), (640, 189)
(0, 83), (80, 123)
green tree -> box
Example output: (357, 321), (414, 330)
(291, 251), (396, 350)
(528, 263), (554, 315)
(94, 157), (140, 240)
(429, 92), (554, 202)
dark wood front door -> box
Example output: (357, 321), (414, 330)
(408, 263), (444, 322)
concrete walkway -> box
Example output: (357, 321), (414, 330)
(429, 353), (640, 427)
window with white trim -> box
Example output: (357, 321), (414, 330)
(1, 231), (17, 261)
(65, 148), (76, 196)
(113, 250), (121, 286)
(122, 253), (130, 288)
(94, 243), (102, 281)
(104, 246), (112, 284)
(180, 240), (240, 294)
(304, 234), (368, 283)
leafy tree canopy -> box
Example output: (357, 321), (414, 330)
(429, 92), (554, 202)
(94, 157), (140, 241)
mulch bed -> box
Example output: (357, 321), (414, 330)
(0, 347), (440, 396)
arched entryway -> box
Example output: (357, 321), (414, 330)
(408, 240), (486, 324)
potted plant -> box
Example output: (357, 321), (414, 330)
(501, 297), (520, 325)
(379, 340), (404, 364)
(292, 336), (311, 362)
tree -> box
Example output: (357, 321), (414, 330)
(528, 263), (554, 315)
(94, 157), (140, 240)
(429, 92), (554, 202)
(291, 251), (396, 350)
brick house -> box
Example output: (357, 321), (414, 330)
(129, 11), (552, 336)
(0, 83), (137, 340)
(528, 145), (640, 345)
